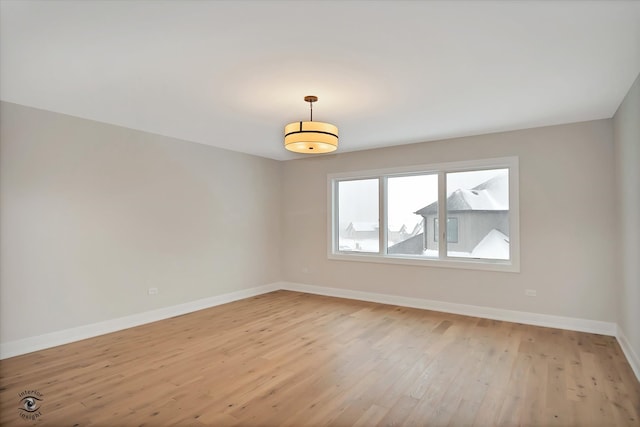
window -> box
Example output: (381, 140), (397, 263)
(328, 157), (519, 272)
(387, 174), (437, 256)
(434, 217), (459, 243)
(337, 179), (379, 253)
(446, 169), (509, 260)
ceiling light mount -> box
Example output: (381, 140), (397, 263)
(284, 95), (338, 154)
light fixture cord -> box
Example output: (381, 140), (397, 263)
(309, 100), (313, 121)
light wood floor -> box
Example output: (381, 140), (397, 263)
(1, 291), (639, 426)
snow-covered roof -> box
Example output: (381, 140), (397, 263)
(346, 222), (379, 232)
(470, 229), (510, 260)
(415, 173), (508, 215)
(388, 223), (408, 233)
(429, 228), (510, 260)
(346, 222), (418, 233)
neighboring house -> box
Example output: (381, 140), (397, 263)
(342, 221), (421, 252)
(388, 223), (412, 244)
(408, 221), (423, 238)
(344, 222), (379, 240)
(341, 222), (379, 251)
(389, 173), (509, 256)
(387, 233), (425, 255)
(344, 222), (416, 244)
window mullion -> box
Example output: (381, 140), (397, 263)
(438, 171), (447, 259)
(379, 177), (387, 255)
(332, 180), (339, 253)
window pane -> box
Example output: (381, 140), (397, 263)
(434, 217), (458, 243)
(338, 179), (379, 252)
(446, 169), (509, 259)
(387, 174), (437, 257)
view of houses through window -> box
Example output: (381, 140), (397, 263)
(338, 178), (379, 252)
(387, 174), (437, 254)
(445, 169), (509, 260)
(334, 166), (511, 263)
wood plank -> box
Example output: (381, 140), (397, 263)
(1, 290), (638, 426)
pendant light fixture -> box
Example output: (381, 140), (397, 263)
(284, 95), (338, 153)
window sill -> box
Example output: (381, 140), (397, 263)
(327, 252), (520, 273)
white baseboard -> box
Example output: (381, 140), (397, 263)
(0, 283), (280, 360)
(0, 281), (625, 371)
(617, 327), (640, 381)
(279, 282), (617, 336)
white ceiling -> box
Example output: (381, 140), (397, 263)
(1, 1), (639, 161)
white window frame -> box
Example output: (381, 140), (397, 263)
(327, 156), (520, 272)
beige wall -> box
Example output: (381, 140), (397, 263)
(282, 120), (617, 322)
(613, 73), (640, 359)
(0, 99), (625, 348)
(0, 102), (281, 343)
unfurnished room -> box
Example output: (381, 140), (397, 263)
(0, 1), (639, 426)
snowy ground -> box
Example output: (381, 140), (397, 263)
(339, 229), (509, 260)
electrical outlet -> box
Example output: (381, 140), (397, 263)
(525, 289), (537, 297)
(148, 287), (159, 295)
